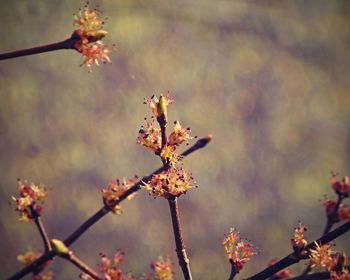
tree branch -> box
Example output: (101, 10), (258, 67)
(246, 220), (350, 280)
(33, 215), (52, 253)
(0, 38), (76, 60)
(7, 136), (211, 280)
(168, 197), (192, 280)
(228, 261), (238, 280)
(62, 252), (102, 280)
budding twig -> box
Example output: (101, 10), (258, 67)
(7, 136), (211, 280)
(246, 220), (350, 280)
(62, 252), (102, 280)
(155, 99), (193, 280)
(168, 197), (193, 280)
(30, 207), (52, 253)
(0, 39), (76, 60)
(228, 261), (238, 280)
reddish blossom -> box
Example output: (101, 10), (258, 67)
(291, 222), (307, 250)
(151, 256), (173, 280)
(338, 205), (350, 220)
(12, 180), (47, 222)
(80, 251), (134, 280)
(309, 242), (337, 271)
(323, 197), (350, 222)
(143, 167), (194, 198)
(168, 121), (192, 146)
(222, 228), (257, 272)
(136, 119), (161, 152)
(72, 5), (111, 69)
(160, 145), (180, 165)
(101, 177), (138, 214)
(330, 270), (350, 280)
(330, 173), (350, 197)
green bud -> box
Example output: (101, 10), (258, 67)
(89, 30), (108, 42)
(50, 239), (69, 256)
(157, 95), (167, 117)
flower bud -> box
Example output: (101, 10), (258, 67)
(50, 239), (69, 256)
(88, 30), (108, 42)
(157, 95), (168, 118)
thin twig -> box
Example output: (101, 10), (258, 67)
(228, 261), (238, 280)
(31, 210), (52, 252)
(62, 252), (102, 280)
(7, 136), (211, 280)
(246, 220), (350, 280)
(0, 39), (76, 60)
(168, 197), (192, 280)
(156, 104), (193, 280)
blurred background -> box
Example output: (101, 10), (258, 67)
(1, 0), (350, 279)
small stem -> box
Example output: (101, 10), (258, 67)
(62, 252), (102, 280)
(246, 220), (350, 280)
(64, 207), (109, 246)
(158, 115), (167, 149)
(7, 136), (211, 280)
(0, 38), (76, 60)
(228, 262), (238, 280)
(29, 207), (51, 252)
(168, 197), (192, 280)
(34, 218), (52, 252)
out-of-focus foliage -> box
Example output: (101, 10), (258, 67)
(1, 0), (350, 279)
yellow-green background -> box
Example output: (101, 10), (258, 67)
(1, 0), (349, 279)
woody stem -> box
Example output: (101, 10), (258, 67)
(0, 38), (77, 60)
(30, 207), (52, 252)
(62, 251), (102, 280)
(7, 136), (211, 280)
(168, 197), (193, 280)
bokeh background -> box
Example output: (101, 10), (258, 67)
(1, 0), (350, 279)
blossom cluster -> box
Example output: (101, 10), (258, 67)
(137, 96), (191, 164)
(80, 250), (133, 280)
(309, 243), (350, 280)
(323, 197), (350, 221)
(331, 173), (350, 197)
(143, 168), (194, 198)
(289, 221), (350, 279)
(101, 177), (138, 214)
(12, 180), (47, 222)
(290, 222), (308, 250)
(323, 173), (350, 223)
(80, 251), (173, 280)
(150, 256), (173, 280)
(222, 228), (257, 272)
(137, 95), (195, 198)
(73, 5), (111, 69)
